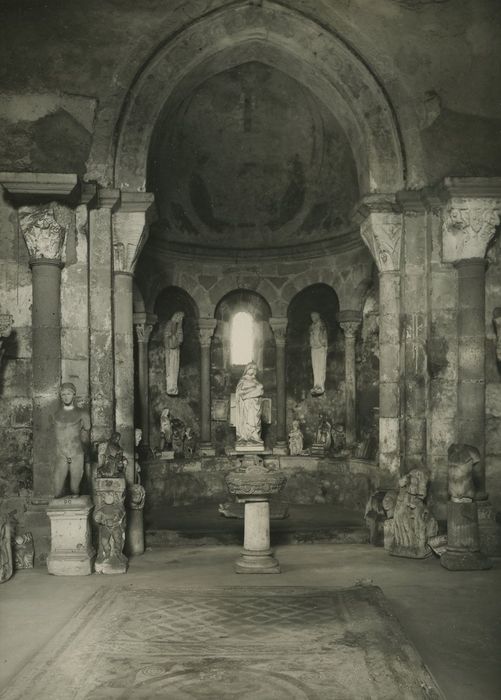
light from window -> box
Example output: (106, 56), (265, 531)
(231, 311), (254, 365)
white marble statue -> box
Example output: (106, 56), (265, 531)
(288, 420), (304, 456)
(160, 408), (173, 451)
(235, 361), (264, 447)
(164, 311), (184, 395)
(309, 312), (328, 396)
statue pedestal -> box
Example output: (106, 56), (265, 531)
(310, 443), (326, 457)
(225, 455), (286, 574)
(46, 496), (95, 576)
(94, 478), (128, 574)
(441, 501), (492, 571)
(235, 442), (264, 453)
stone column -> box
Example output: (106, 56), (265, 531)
(441, 180), (501, 500)
(112, 193), (155, 484)
(198, 319), (217, 456)
(18, 204), (68, 500)
(359, 201), (403, 476)
(269, 317), (288, 455)
(88, 189), (119, 446)
(338, 311), (362, 447)
(133, 312), (156, 448)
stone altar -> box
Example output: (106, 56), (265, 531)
(225, 455), (286, 573)
(94, 477), (128, 574)
(46, 496), (95, 576)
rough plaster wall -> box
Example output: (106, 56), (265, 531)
(0, 191), (33, 527)
(485, 235), (501, 511)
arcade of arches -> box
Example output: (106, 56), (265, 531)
(0, 1), (501, 698)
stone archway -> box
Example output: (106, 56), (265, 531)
(108, 2), (405, 195)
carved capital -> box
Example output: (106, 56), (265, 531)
(339, 314), (361, 340)
(112, 192), (155, 274)
(18, 204), (67, 263)
(442, 201), (500, 262)
(135, 323), (154, 344)
(360, 211), (403, 272)
(269, 317), (288, 347)
(133, 312), (157, 344)
(198, 319), (217, 348)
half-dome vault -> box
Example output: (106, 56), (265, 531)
(147, 61), (359, 253)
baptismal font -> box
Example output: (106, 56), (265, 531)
(225, 363), (287, 573)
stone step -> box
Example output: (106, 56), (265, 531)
(144, 504), (369, 547)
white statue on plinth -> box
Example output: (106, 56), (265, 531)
(164, 311), (184, 395)
(235, 362), (264, 448)
(309, 311), (327, 396)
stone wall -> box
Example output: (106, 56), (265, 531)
(0, 194), (32, 528)
(486, 235), (501, 510)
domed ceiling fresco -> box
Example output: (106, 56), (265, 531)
(148, 62), (359, 251)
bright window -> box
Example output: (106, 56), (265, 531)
(231, 311), (254, 365)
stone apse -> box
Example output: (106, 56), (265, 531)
(0, 2), (501, 550)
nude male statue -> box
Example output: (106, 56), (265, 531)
(52, 382), (91, 497)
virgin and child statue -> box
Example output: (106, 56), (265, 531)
(235, 361), (264, 450)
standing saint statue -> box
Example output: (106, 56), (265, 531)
(164, 311), (184, 395)
(52, 382), (91, 497)
(309, 311), (328, 396)
(235, 361), (264, 448)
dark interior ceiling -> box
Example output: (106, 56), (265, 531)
(147, 61), (359, 255)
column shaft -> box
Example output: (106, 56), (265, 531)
(137, 340), (150, 444)
(31, 260), (62, 499)
(88, 205), (115, 444)
(379, 270), (401, 474)
(114, 272), (134, 484)
(275, 343), (286, 447)
(244, 501), (270, 551)
(344, 334), (356, 445)
(456, 258), (487, 498)
(200, 342), (211, 445)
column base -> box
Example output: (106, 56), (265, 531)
(47, 551), (95, 576)
(199, 443), (216, 457)
(441, 549), (492, 571)
(272, 443), (288, 456)
(235, 548), (281, 574)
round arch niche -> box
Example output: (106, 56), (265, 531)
(286, 284), (345, 446)
(147, 286), (200, 450)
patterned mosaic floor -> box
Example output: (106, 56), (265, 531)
(1, 585), (443, 699)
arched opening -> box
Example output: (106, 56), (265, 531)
(146, 286), (200, 453)
(230, 311), (254, 366)
(286, 284), (342, 448)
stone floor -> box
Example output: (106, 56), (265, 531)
(1, 545), (500, 699)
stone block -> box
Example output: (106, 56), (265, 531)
(431, 270), (457, 309)
(379, 417), (399, 453)
(430, 379), (456, 415)
(46, 496), (95, 575)
(61, 328), (90, 360)
(429, 417), (456, 455)
(485, 417), (501, 454)
(404, 418), (426, 455)
(404, 380), (426, 417)
(457, 382), (484, 418)
(379, 383), (399, 417)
